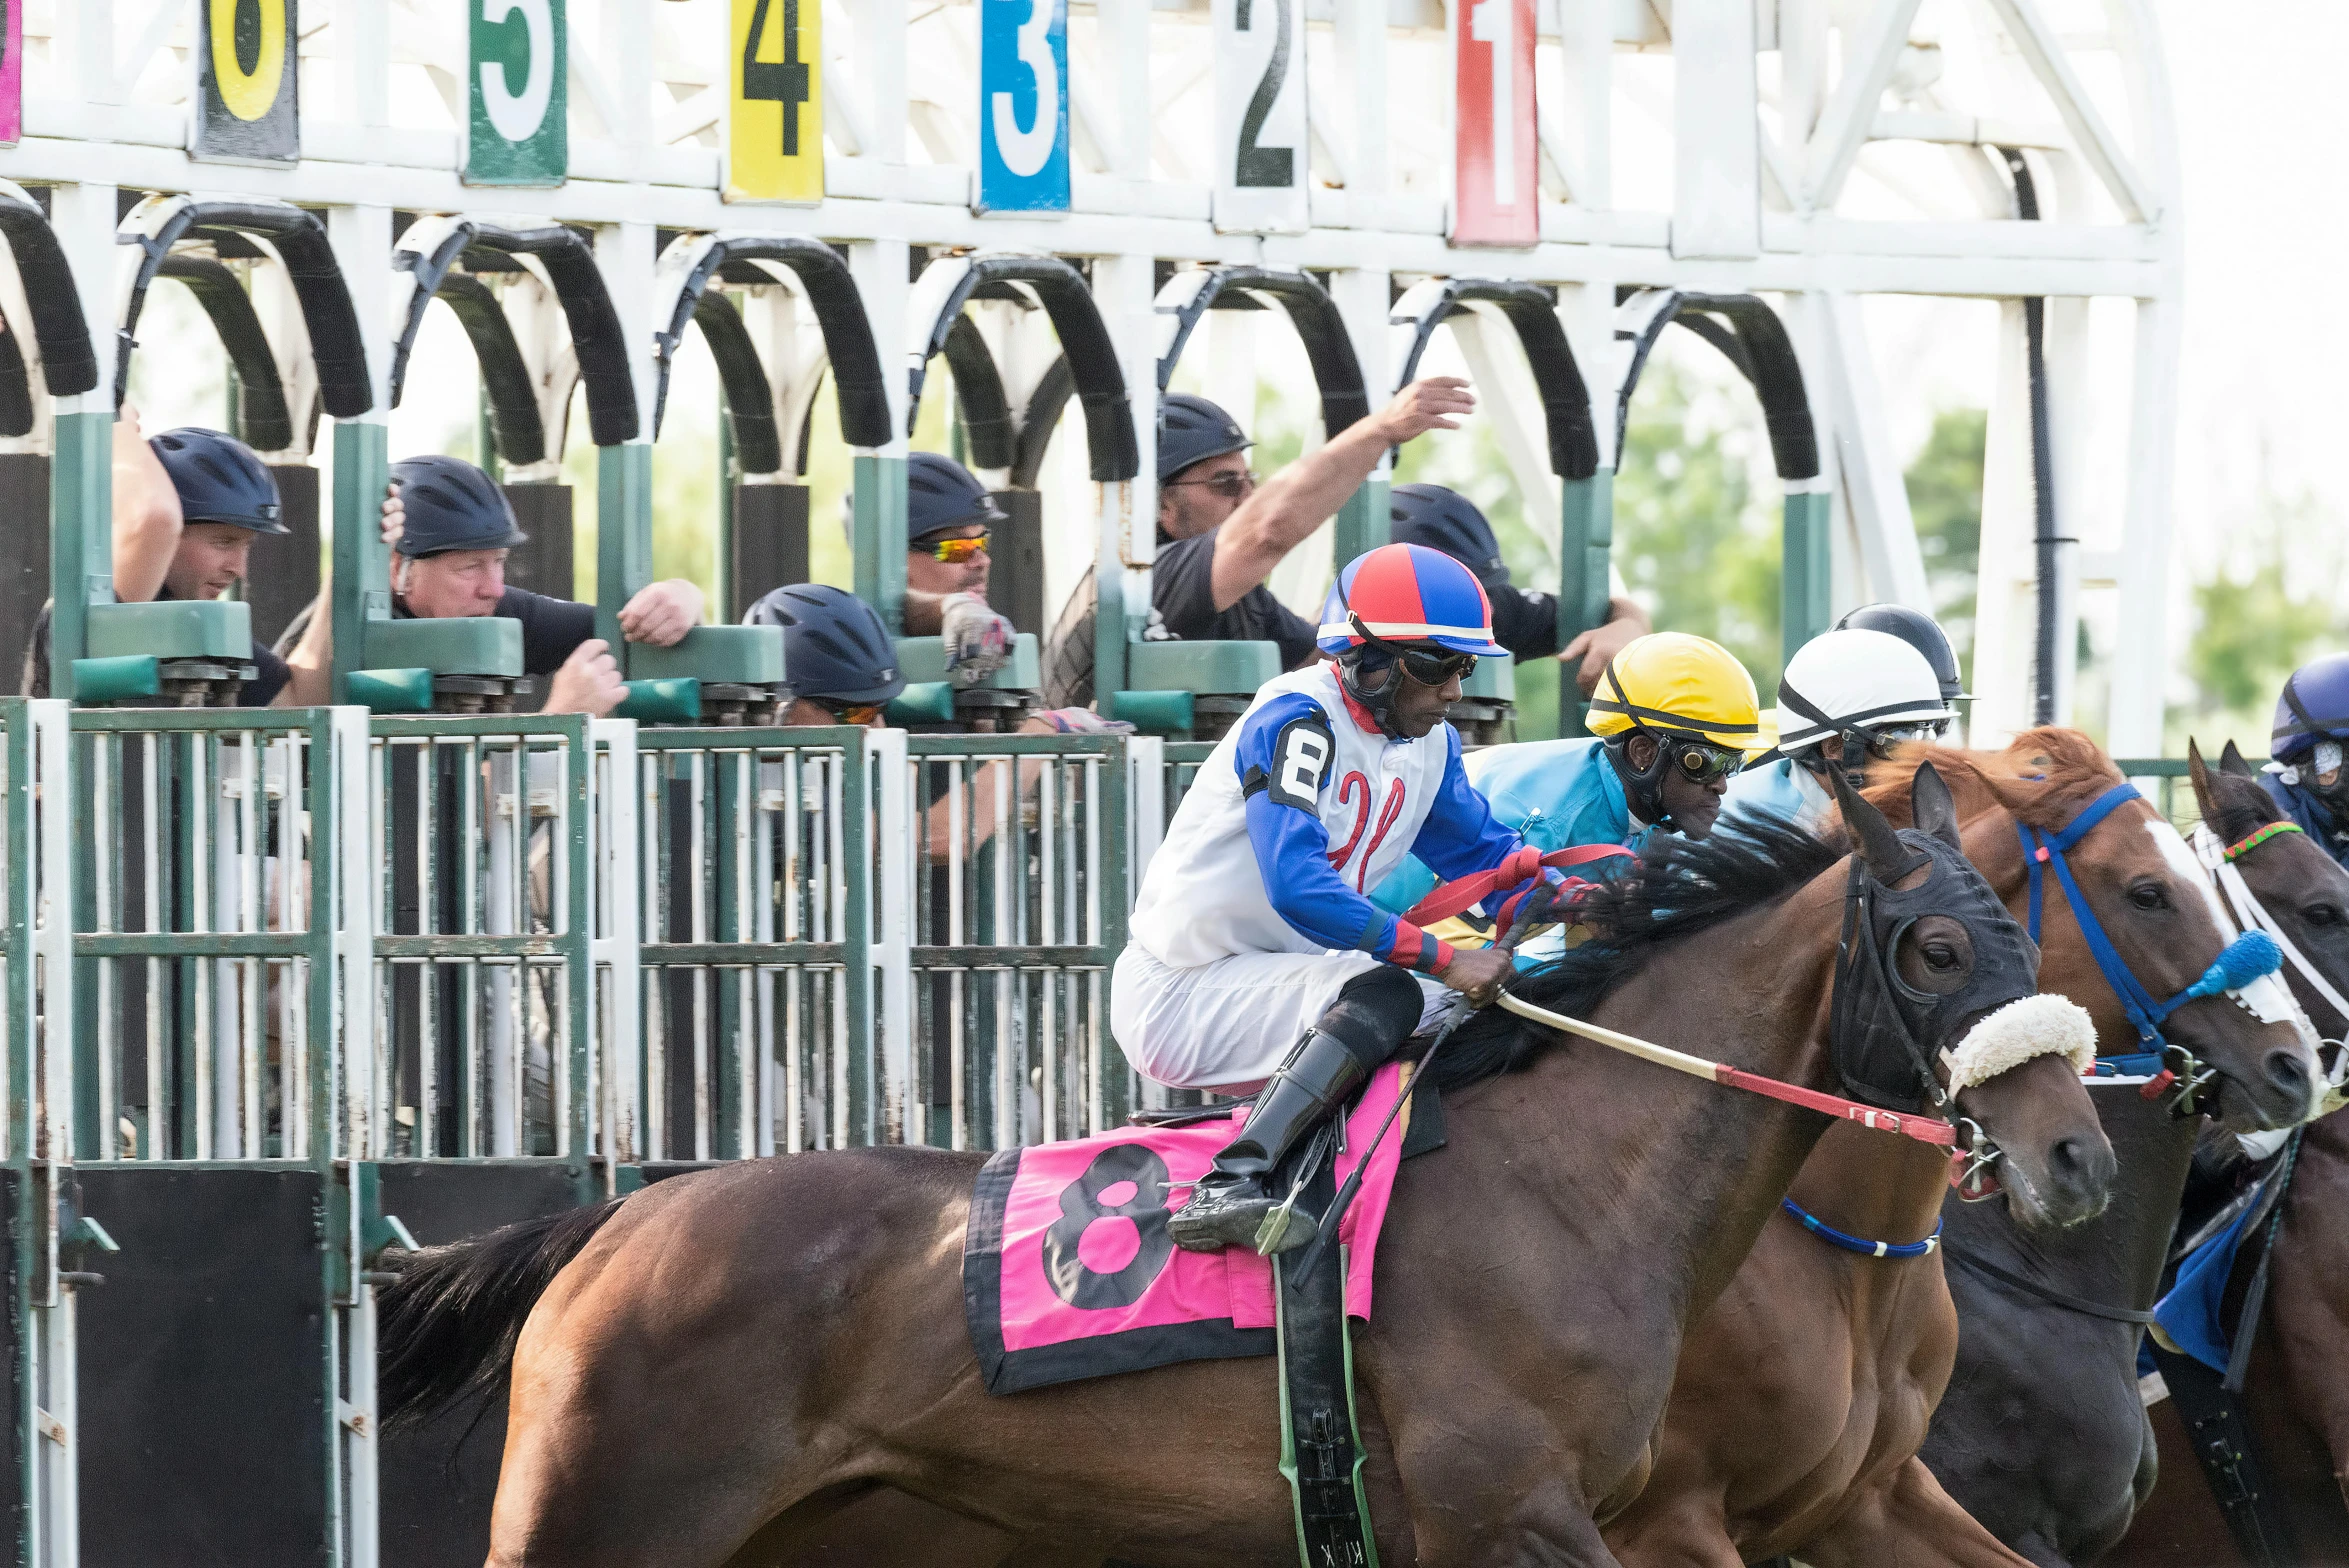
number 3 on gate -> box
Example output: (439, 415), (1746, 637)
(978, 0), (1069, 213)
(728, 0), (823, 203)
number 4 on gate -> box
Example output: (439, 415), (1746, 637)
(729, 0), (823, 203)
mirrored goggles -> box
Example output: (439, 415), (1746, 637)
(810, 696), (887, 726)
(920, 531), (991, 564)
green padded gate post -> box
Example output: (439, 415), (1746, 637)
(1780, 485), (1833, 670)
(1557, 470), (1616, 738)
(331, 419), (391, 704)
(1331, 478), (1388, 569)
(597, 443), (655, 659)
(853, 454), (909, 635)
(49, 410), (112, 704)
(0, 701), (44, 1564)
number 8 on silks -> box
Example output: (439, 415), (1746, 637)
(978, 0), (1069, 214)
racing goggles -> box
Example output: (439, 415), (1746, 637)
(1858, 718), (1950, 760)
(1353, 620), (1478, 686)
(920, 530), (991, 564)
(1667, 739), (1746, 785)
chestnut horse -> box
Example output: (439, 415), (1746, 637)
(1925, 744), (2344, 1565)
(383, 772), (2064, 1567)
(2103, 747), (2349, 1567)
(1601, 730), (2319, 1568)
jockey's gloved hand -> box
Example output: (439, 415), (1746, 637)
(1494, 877), (1575, 948)
(940, 592), (1014, 687)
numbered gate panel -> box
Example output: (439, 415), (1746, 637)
(375, 1161), (597, 1568)
(75, 1167), (328, 1568)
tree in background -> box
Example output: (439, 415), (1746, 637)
(2174, 485), (2345, 750)
(1904, 408), (1985, 691)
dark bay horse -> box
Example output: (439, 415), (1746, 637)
(1923, 743), (2341, 1566)
(382, 772), (2058, 1567)
(2104, 746), (2349, 1567)
(1602, 731), (2315, 1568)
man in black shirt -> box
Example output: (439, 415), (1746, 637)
(1043, 379), (1475, 707)
(1387, 482), (1650, 692)
(22, 412), (298, 703)
(280, 455), (695, 715)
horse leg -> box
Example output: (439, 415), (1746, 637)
(1592, 1488), (1746, 1568)
(1794, 1459), (2043, 1568)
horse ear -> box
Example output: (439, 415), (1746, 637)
(2188, 739), (2225, 829)
(1828, 759), (1914, 881)
(1911, 760), (1964, 853)
(2220, 740), (2259, 779)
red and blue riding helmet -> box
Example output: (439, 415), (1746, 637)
(1316, 543), (1507, 659)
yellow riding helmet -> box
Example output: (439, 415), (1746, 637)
(1588, 632), (1774, 755)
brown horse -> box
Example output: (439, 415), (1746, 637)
(381, 770), (2071, 1567)
(2104, 747), (2349, 1567)
(1927, 743), (2347, 1565)
(1600, 731), (2317, 1568)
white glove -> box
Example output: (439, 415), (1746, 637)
(940, 592), (1014, 687)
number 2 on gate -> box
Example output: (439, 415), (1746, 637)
(728, 0), (823, 202)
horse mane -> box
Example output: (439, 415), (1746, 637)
(1862, 727), (2126, 832)
(1436, 813), (1843, 1090)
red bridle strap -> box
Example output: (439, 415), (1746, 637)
(1404, 844), (1636, 927)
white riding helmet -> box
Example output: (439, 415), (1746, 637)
(1773, 628), (1956, 755)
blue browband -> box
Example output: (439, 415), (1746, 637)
(2018, 782), (2283, 1059)
(1780, 1197), (1942, 1259)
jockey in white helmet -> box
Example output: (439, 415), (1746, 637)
(1724, 625), (1956, 835)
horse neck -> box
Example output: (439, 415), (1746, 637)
(1945, 1084), (2199, 1312)
(1786, 1120), (1952, 1248)
(1956, 800), (2144, 1052)
(1483, 870), (1849, 1327)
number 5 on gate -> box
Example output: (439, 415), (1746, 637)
(728, 0), (823, 203)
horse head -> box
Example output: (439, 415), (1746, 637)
(1874, 729), (2322, 1142)
(1835, 759), (2112, 1229)
(2193, 738), (2349, 1049)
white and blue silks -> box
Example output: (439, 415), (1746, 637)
(1721, 756), (1833, 836)
(1369, 737), (1645, 918)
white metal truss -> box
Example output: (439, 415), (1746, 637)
(4, 0), (2181, 743)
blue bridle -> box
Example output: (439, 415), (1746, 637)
(2019, 782), (2284, 1084)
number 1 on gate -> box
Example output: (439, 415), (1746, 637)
(1451, 0), (1535, 245)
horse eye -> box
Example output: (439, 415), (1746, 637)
(2307, 904), (2343, 927)
(2128, 881), (2169, 911)
(1923, 943), (1960, 969)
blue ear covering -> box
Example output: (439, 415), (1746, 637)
(2184, 931), (2283, 1001)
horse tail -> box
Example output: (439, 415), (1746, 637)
(377, 1198), (623, 1430)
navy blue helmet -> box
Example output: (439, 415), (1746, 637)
(1156, 393), (1252, 483)
(744, 583), (905, 705)
(150, 427), (287, 535)
(389, 455), (527, 557)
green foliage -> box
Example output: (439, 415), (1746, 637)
(1903, 408), (1985, 686)
(1610, 361), (1782, 695)
(2174, 489), (2346, 747)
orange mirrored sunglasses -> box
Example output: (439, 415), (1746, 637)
(923, 531), (991, 564)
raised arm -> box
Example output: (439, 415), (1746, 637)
(110, 405), (182, 603)
(1206, 378), (1475, 613)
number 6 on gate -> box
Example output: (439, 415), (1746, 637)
(978, 0), (1070, 214)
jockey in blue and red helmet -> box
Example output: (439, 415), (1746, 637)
(2264, 654), (2349, 870)
(1118, 543), (1550, 1254)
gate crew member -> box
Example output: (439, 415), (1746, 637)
(277, 454), (703, 714)
(894, 451), (1020, 684)
(2262, 653), (2349, 870)
(21, 411), (296, 704)
(1387, 482), (1652, 694)
(1043, 380), (1477, 707)
(1370, 631), (1768, 918)
(1723, 626), (1955, 835)
(1115, 543), (1541, 1255)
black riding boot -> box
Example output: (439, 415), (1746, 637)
(1167, 1027), (1368, 1256)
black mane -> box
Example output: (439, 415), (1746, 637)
(1434, 812), (1845, 1090)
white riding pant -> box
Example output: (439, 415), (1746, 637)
(1111, 943), (1451, 1091)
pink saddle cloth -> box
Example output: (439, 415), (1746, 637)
(963, 1062), (1412, 1394)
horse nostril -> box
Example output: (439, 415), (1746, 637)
(2264, 1047), (2312, 1097)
